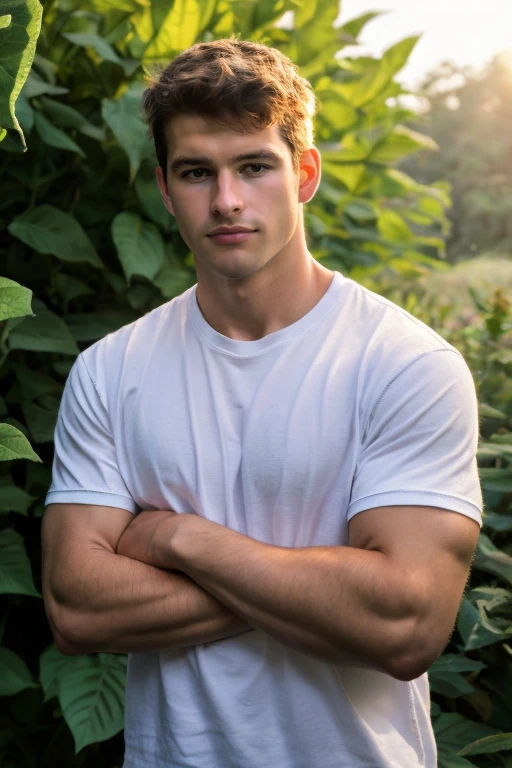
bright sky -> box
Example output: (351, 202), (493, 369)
(336, 0), (512, 88)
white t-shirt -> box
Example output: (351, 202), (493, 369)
(46, 271), (483, 768)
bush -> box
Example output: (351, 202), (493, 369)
(1, 0), (511, 765)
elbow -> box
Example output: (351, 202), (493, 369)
(44, 593), (98, 656)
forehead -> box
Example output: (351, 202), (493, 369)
(165, 114), (291, 165)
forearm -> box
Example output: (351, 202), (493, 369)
(45, 549), (251, 655)
(168, 517), (418, 677)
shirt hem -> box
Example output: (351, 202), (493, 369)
(347, 490), (482, 527)
(45, 489), (139, 514)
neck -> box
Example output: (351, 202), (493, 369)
(194, 232), (334, 341)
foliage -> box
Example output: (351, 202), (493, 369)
(383, 277), (512, 768)
(402, 54), (512, 261)
(0, 0), (510, 765)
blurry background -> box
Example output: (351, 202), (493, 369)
(0, 1), (511, 766)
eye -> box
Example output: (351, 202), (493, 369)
(243, 164), (268, 174)
(182, 169), (210, 179)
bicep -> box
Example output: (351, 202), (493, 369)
(42, 503), (134, 595)
(348, 505), (480, 672)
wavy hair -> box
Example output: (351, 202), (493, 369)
(141, 38), (317, 180)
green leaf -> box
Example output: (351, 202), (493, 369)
(370, 125), (438, 165)
(102, 83), (153, 184)
(429, 654), (487, 674)
(378, 210), (413, 243)
(21, 70), (68, 98)
(473, 532), (512, 585)
(321, 160), (366, 192)
(39, 643), (91, 703)
(434, 713), (503, 760)
(134, 161), (171, 231)
(0, 528), (40, 596)
(62, 32), (122, 65)
(0, 647), (38, 696)
(153, 263), (195, 299)
(40, 97), (89, 129)
(0, 423), (41, 462)
(344, 199), (378, 223)
(482, 512), (512, 533)
(58, 653), (127, 753)
(0, 485), (36, 515)
(479, 468), (512, 493)
(33, 111), (86, 158)
(436, 747), (477, 767)
(459, 732), (512, 757)
(428, 671), (475, 698)
(65, 310), (136, 342)
(338, 36), (419, 108)
(112, 212), (165, 283)
(0, 277), (33, 321)
(22, 401), (58, 443)
(338, 11), (383, 41)
(11, 363), (62, 401)
(144, 0), (203, 59)
(0, 15), (12, 31)
(479, 403), (507, 420)
(8, 308), (79, 356)
(457, 597), (510, 651)
(9, 205), (102, 267)
(0, 0), (43, 147)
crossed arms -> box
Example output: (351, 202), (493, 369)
(42, 501), (479, 682)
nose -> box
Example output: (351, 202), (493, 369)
(210, 170), (244, 217)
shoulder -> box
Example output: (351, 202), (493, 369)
(336, 277), (473, 420)
(79, 286), (195, 388)
(341, 277), (454, 360)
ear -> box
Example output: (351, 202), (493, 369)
(155, 166), (176, 217)
(298, 147), (321, 203)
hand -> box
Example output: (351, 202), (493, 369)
(116, 509), (182, 569)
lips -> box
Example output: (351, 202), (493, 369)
(207, 228), (256, 245)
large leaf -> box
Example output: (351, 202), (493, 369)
(33, 111), (86, 157)
(102, 83), (153, 183)
(459, 733), (512, 757)
(59, 653), (127, 753)
(0, 423), (41, 462)
(0, 277), (33, 321)
(39, 643), (91, 703)
(457, 597), (511, 651)
(65, 310), (136, 341)
(0, 646), (38, 696)
(0, 528), (40, 596)
(473, 532), (512, 585)
(9, 205), (102, 267)
(369, 125), (438, 165)
(112, 212), (165, 283)
(0, 0), (43, 147)
(338, 36), (419, 108)
(8, 308), (79, 355)
(22, 401), (58, 443)
(479, 468), (512, 493)
(0, 485), (36, 515)
(144, 0), (203, 59)
(434, 713), (503, 762)
(62, 32), (122, 65)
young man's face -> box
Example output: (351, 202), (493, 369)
(156, 114), (317, 281)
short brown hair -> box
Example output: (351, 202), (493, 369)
(141, 38), (317, 181)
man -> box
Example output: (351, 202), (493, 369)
(42, 38), (482, 768)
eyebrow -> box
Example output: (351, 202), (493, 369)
(169, 150), (283, 173)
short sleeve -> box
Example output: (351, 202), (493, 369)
(45, 354), (138, 514)
(348, 349), (483, 527)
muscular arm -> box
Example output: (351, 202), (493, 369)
(41, 504), (251, 655)
(118, 505), (480, 680)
